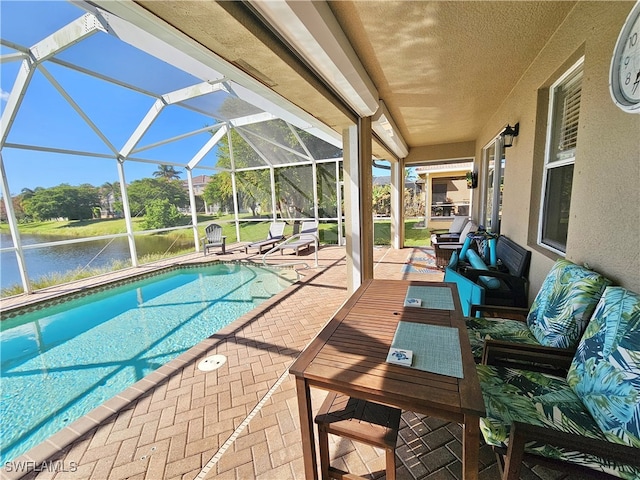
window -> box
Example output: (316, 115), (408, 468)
(539, 59), (583, 254)
(482, 139), (505, 233)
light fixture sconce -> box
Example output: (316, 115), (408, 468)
(466, 171), (478, 189)
(500, 123), (519, 148)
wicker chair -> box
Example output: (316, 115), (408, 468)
(432, 220), (477, 268)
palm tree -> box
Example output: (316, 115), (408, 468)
(153, 165), (182, 180)
(100, 181), (120, 217)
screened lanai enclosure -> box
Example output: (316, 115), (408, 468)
(0, 1), (347, 295)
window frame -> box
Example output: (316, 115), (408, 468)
(481, 135), (506, 234)
(537, 57), (584, 255)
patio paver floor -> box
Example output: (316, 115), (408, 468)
(1, 244), (590, 480)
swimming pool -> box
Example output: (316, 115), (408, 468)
(0, 263), (295, 464)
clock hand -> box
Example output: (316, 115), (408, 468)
(634, 71), (640, 95)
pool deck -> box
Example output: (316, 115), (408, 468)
(1, 244), (583, 480)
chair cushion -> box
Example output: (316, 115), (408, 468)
(466, 316), (539, 360)
(448, 215), (468, 234)
(465, 250), (501, 289)
(527, 259), (611, 349)
(568, 287), (640, 448)
(478, 364), (640, 479)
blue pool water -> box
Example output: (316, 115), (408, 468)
(0, 263), (294, 464)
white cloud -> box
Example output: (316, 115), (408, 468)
(1, 89), (11, 102)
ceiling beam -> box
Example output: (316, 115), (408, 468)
(248, 0), (407, 158)
(248, 0), (378, 117)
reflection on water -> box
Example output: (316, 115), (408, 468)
(0, 233), (194, 290)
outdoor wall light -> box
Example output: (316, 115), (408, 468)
(501, 123), (519, 148)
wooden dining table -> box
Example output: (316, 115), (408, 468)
(289, 279), (486, 480)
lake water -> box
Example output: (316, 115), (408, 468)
(0, 233), (195, 291)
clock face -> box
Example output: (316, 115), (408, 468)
(611, 1), (640, 112)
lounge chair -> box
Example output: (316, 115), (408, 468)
(244, 222), (286, 254)
(278, 220), (318, 255)
(202, 223), (226, 255)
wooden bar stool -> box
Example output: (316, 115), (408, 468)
(314, 392), (401, 480)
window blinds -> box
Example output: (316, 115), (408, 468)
(554, 70), (583, 159)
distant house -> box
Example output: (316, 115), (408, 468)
(182, 175), (211, 196)
(181, 175), (216, 215)
(414, 162), (473, 228)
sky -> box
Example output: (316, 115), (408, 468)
(0, 1), (389, 196)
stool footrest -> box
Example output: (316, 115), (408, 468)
(315, 392), (401, 450)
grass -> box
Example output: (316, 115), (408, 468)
(1, 216), (434, 297)
(0, 249), (197, 298)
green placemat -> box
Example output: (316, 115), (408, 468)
(404, 286), (455, 310)
(390, 321), (463, 378)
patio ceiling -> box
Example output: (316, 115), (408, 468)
(131, 0), (578, 161)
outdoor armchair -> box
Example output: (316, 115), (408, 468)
(476, 286), (640, 479)
(429, 214), (469, 242)
(454, 235), (531, 308)
(466, 259), (611, 362)
(202, 223), (226, 255)
(432, 220), (477, 268)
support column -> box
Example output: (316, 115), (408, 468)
(227, 127), (241, 242)
(390, 159), (404, 249)
(117, 158), (138, 267)
(343, 118), (373, 294)
(186, 168), (200, 251)
(270, 166), (277, 221)
(0, 154), (30, 293)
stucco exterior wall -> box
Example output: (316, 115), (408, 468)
(474, 1), (640, 297)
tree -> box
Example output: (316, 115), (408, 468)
(142, 199), (182, 229)
(125, 178), (188, 217)
(22, 184), (100, 221)
(100, 181), (121, 217)
(153, 165), (182, 180)
(202, 172), (233, 214)
(212, 129), (271, 216)
(372, 184), (391, 216)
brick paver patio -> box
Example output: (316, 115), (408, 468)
(2, 244), (587, 480)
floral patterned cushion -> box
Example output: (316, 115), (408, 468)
(568, 287), (640, 448)
(478, 364), (640, 479)
(527, 259), (611, 349)
(466, 316), (540, 360)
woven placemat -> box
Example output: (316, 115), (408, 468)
(404, 285), (455, 310)
(390, 321), (463, 378)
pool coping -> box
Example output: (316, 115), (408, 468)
(0, 257), (316, 480)
(0, 259), (297, 320)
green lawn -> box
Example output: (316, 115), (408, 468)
(1, 216), (432, 245)
(1, 216), (433, 297)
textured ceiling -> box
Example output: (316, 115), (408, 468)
(137, 0), (577, 157)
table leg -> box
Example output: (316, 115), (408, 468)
(462, 415), (480, 480)
(295, 376), (318, 479)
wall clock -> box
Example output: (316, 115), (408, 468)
(610, 1), (640, 113)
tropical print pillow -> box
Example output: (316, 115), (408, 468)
(527, 259), (611, 349)
(568, 286), (640, 448)
(478, 364), (640, 479)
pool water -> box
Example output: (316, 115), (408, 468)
(0, 263), (295, 464)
